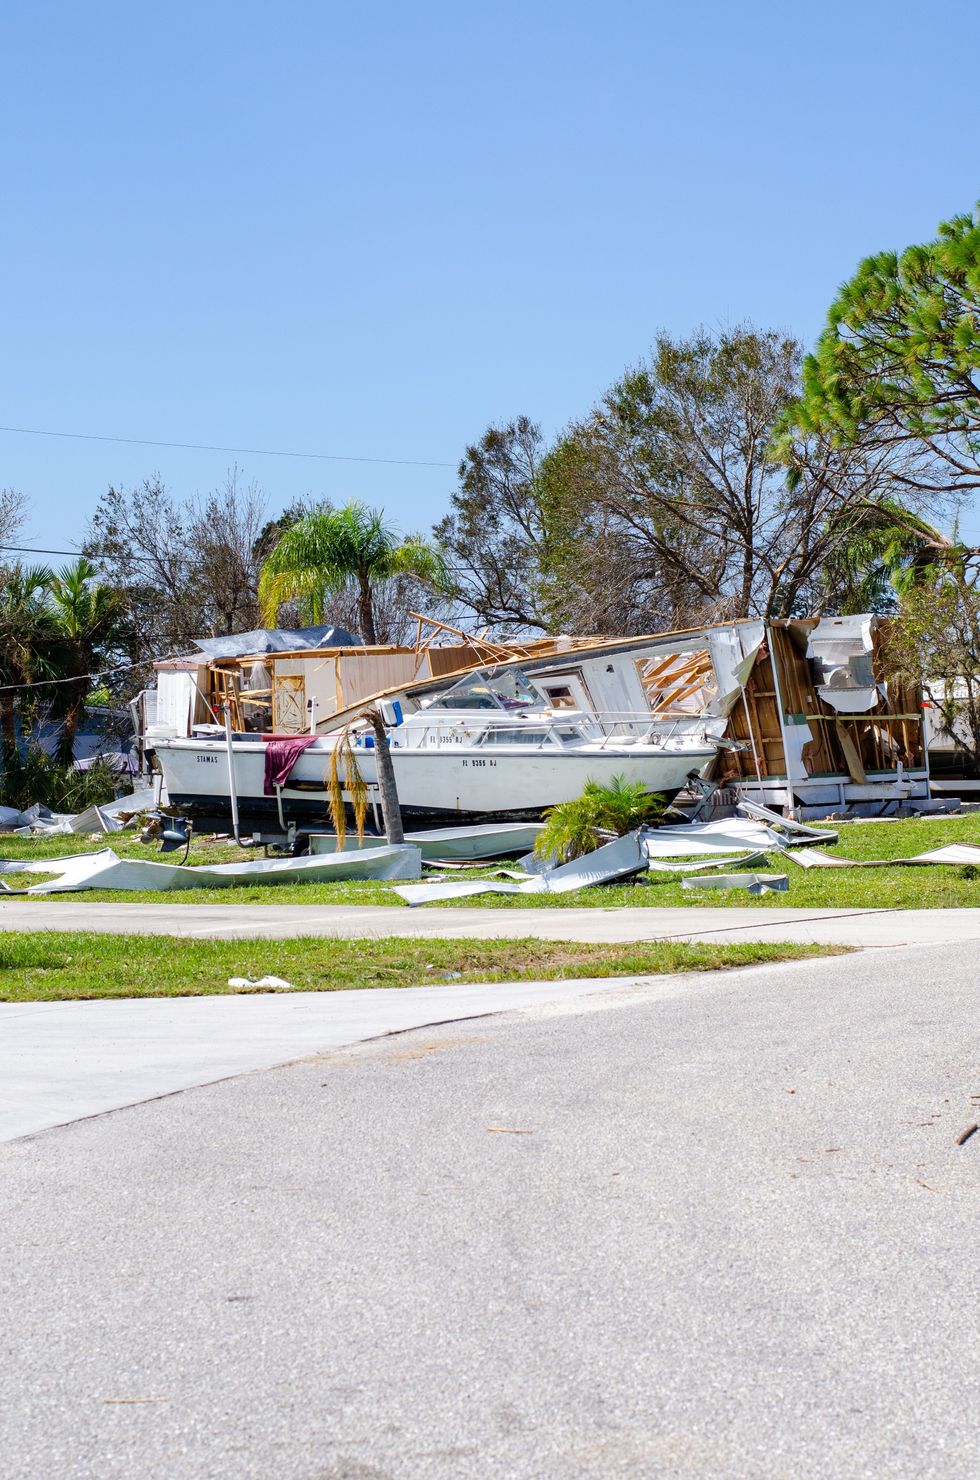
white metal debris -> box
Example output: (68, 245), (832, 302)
(644, 851), (769, 873)
(392, 831), (647, 906)
(734, 799), (839, 846)
(681, 872), (789, 894)
(0, 845), (422, 894)
(308, 822), (545, 861)
(640, 818), (783, 858)
(786, 843), (980, 869)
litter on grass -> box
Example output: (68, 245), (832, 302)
(226, 975), (295, 991)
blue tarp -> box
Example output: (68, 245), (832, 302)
(191, 624), (362, 658)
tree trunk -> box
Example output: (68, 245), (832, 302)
(368, 710), (404, 844)
(358, 572), (377, 645)
(57, 689), (86, 766)
(0, 694), (15, 748)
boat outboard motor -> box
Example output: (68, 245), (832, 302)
(140, 811), (194, 861)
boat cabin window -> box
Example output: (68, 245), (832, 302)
(554, 726), (585, 745)
(542, 683), (576, 710)
(480, 727), (551, 747)
(427, 667), (546, 712)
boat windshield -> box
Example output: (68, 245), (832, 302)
(426, 668), (547, 712)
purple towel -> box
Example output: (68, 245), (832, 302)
(263, 735), (316, 796)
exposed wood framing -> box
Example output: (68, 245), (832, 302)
(635, 650), (715, 716)
(721, 620), (924, 786)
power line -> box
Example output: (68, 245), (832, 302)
(0, 422), (455, 469)
(1, 540), (482, 573)
(1, 542), (85, 557)
(0, 653), (168, 695)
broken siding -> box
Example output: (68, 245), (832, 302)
(721, 619), (924, 786)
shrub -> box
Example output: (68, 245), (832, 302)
(0, 746), (124, 814)
(534, 775), (665, 863)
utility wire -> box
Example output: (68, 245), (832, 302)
(0, 423), (455, 469)
(1, 542), (87, 557)
(0, 540), (483, 573)
(0, 653), (171, 696)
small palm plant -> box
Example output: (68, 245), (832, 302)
(534, 774), (665, 863)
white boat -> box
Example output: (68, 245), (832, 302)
(151, 663), (722, 835)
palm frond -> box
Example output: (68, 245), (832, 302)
(325, 726), (368, 848)
(259, 501), (449, 628)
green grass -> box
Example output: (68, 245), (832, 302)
(0, 931), (846, 1002)
(4, 814), (980, 909)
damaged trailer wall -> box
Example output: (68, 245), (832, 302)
(719, 619), (925, 795)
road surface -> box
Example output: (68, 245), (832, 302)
(2, 943), (977, 1478)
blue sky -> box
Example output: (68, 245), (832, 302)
(2, 0), (980, 553)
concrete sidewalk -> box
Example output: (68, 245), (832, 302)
(5, 896), (980, 946)
(0, 973), (680, 1144)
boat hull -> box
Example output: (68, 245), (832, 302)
(153, 736), (716, 832)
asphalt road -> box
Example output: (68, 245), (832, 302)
(2, 944), (978, 1479)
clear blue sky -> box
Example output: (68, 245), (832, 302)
(3, 0), (980, 553)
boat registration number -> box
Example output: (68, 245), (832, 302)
(462, 758), (495, 768)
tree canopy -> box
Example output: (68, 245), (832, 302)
(534, 325), (926, 629)
(784, 202), (980, 511)
(435, 417), (552, 632)
(259, 500), (449, 644)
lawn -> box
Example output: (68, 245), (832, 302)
(0, 931), (844, 1002)
(3, 814), (980, 909)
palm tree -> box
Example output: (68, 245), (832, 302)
(827, 502), (968, 613)
(44, 558), (130, 764)
(258, 501), (449, 644)
(0, 563), (55, 748)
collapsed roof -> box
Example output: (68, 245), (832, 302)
(191, 624), (362, 658)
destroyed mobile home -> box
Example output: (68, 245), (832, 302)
(136, 613), (930, 842)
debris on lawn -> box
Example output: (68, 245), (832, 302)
(681, 872), (789, 895)
(0, 786), (163, 838)
(785, 843), (980, 869)
(392, 831), (648, 905)
(0, 844), (423, 894)
(227, 975), (296, 991)
(309, 822), (545, 861)
(735, 799), (840, 846)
